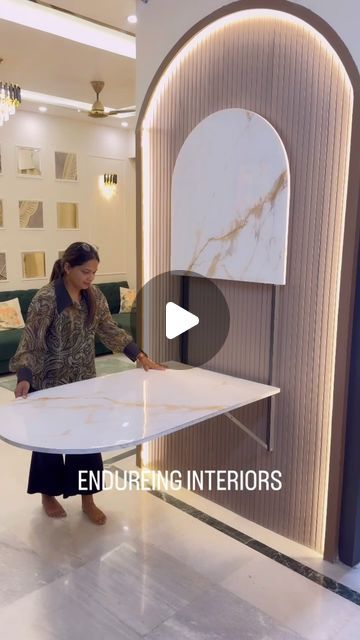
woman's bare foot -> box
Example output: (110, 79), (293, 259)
(42, 494), (67, 518)
(81, 495), (106, 525)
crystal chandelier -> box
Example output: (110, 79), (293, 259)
(0, 82), (21, 126)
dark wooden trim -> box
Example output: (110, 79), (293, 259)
(339, 225), (360, 566)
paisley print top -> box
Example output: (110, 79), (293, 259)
(9, 279), (141, 390)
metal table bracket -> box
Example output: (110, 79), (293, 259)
(224, 395), (276, 452)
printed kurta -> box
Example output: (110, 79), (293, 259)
(9, 279), (140, 390)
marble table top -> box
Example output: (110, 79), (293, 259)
(0, 363), (280, 454)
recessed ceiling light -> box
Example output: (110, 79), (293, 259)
(0, 0), (136, 58)
(121, 122), (129, 128)
(38, 106), (47, 112)
(127, 15), (137, 24)
(77, 108), (81, 113)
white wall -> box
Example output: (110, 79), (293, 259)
(136, 0), (359, 109)
(0, 111), (137, 291)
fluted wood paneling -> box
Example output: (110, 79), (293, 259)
(139, 12), (353, 552)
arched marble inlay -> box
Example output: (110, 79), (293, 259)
(171, 108), (290, 284)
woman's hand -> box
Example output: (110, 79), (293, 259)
(15, 380), (30, 398)
(136, 353), (167, 372)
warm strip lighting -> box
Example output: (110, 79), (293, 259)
(142, 9), (351, 129)
(21, 89), (135, 119)
(0, 0), (136, 58)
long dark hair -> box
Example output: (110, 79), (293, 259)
(50, 242), (100, 324)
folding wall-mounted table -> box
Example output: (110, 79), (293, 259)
(0, 363), (280, 454)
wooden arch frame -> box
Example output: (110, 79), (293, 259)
(135, 0), (360, 561)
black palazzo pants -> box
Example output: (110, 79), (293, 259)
(27, 386), (103, 498)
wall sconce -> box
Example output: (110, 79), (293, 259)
(99, 173), (118, 199)
(104, 173), (117, 186)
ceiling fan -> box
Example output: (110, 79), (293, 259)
(87, 81), (135, 118)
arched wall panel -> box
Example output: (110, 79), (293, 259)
(138, 8), (354, 551)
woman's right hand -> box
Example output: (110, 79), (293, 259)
(15, 381), (30, 398)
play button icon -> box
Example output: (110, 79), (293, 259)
(129, 269), (230, 368)
(166, 302), (199, 339)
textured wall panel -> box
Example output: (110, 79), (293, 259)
(139, 12), (353, 552)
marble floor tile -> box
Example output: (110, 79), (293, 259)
(98, 539), (211, 611)
(294, 556), (360, 594)
(331, 611), (360, 640)
(221, 554), (360, 640)
(145, 584), (304, 640)
(142, 512), (256, 583)
(0, 526), (64, 608)
(125, 453), (360, 594)
(0, 538), (211, 638)
(0, 440), (48, 520)
(0, 583), (141, 640)
(4, 486), (171, 573)
(116, 456), (360, 594)
(2, 391), (360, 639)
(63, 540), (209, 636)
(114, 457), (257, 582)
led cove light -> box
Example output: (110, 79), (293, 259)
(0, 0), (136, 59)
(142, 9), (349, 130)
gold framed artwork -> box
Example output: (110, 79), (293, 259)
(0, 252), (6, 281)
(19, 200), (44, 228)
(57, 202), (79, 229)
(17, 146), (42, 176)
(55, 151), (78, 181)
(21, 251), (46, 279)
(0, 201), (3, 228)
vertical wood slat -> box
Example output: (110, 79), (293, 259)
(141, 14), (353, 552)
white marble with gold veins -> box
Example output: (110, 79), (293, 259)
(171, 108), (290, 284)
(0, 363), (279, 453)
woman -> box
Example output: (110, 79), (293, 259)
(10, 242), (165, 525)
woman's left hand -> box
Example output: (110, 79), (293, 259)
(136, 353), (167, 371)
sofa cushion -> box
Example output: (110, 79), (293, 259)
(95, 281), (129, 314)
(0, 289), (38, 320)
(0, 298), (25, 330)
(119, 287), (137, 312)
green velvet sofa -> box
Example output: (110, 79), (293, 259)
(0, 281), (136, 375)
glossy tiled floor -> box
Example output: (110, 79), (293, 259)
(1, 357), (360, 638)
